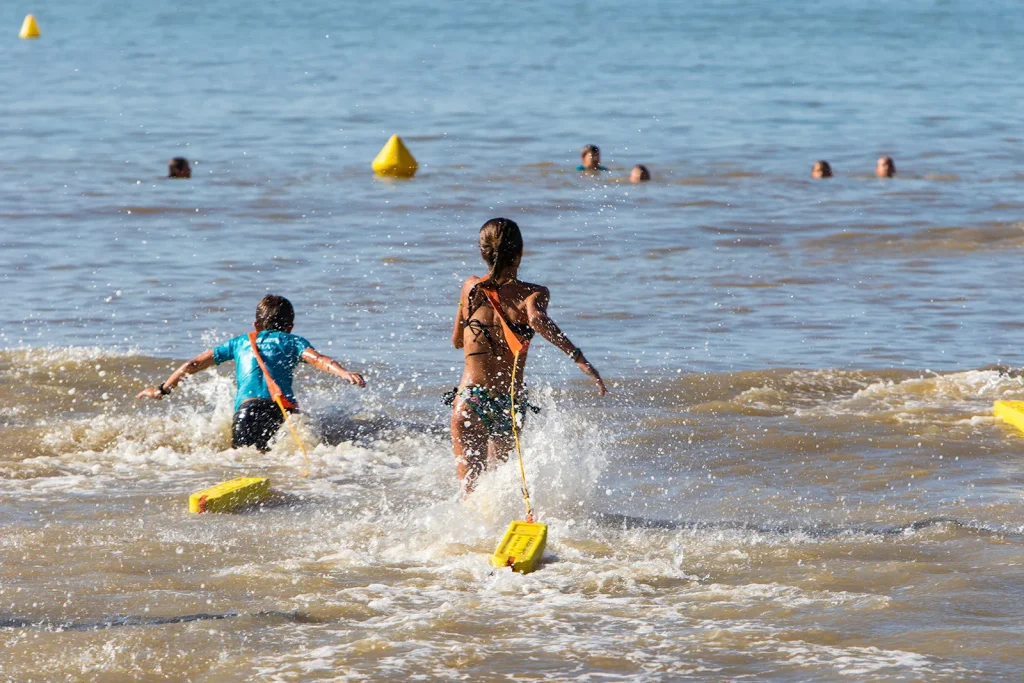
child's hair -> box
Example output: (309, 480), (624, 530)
(633, 164), (651, 181)
(581, 144), (599, 158)
(479, 218), (523, 284)
(255, 294), (295, 332)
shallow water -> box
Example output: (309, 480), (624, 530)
(2, 1), (1024, 680)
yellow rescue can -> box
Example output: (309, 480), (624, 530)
(994, 400), (1024, 435)
(490, 520), (547, 574)
(189, 477), (271, 513)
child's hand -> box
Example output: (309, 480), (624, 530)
(136, 386), (166, 400)
(345, 371), (366, 388)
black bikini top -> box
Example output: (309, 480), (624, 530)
(463, 282), (535, 357)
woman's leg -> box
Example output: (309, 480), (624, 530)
(451, 395), (489, 495)
(487, 434), (514, 470)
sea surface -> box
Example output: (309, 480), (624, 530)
(2, 1), (1024, 680)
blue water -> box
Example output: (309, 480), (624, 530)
(4, 0), (1023, 375)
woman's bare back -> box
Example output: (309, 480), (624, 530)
(456, 276), (545, 390)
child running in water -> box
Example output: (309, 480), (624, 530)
(449, 218), (606, 494)
(137, 295), (365, 451)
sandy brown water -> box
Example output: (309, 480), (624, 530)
(2, 349), (1023, 680)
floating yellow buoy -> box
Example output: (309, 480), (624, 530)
(188, 477), (271, 513)
(490, 520), (547, 574)
(994, 400), (1024, 435)
(19, 14), (40, 39)
(372, 134), (418, 178)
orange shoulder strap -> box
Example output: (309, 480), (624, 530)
(247, 332), (297, 410)
(482, 288), (528, 356)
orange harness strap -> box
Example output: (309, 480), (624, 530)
(480, 287), (535, 523)
(482, 288), (528, 355)
(247, 332), (310, 476)
(247, 332), (298, 411)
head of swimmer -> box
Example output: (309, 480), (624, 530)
(630, 164), (651, 183)
(168, 157), (191, 179)
(876, 156), (895, 178)
(254, 294), (294, 333)
(811, 160), (832, 179)
(580, 144), (601, 170)
(479, 218), (524, 286)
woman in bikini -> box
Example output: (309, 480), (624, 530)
(449, 217), (607, 494)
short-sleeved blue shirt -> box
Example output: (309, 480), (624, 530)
(212, 331), (312, 410)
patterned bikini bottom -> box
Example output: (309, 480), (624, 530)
(443, 385), (540, 436)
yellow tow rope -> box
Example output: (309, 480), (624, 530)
(273, 396), (311, 478)
(248, 331), (311, 478)
(508, 350), (533, 522)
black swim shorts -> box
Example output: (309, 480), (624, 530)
(232, 398), (286, 452)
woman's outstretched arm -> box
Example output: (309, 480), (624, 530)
(526, 288), (607, 395)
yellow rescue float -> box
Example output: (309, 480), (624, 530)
(993, 400), (1024, 435)
(189, 476), (271, 513)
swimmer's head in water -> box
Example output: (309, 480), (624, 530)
(812, 160), (832, 178)
(255, 294), (294, 332)
(876, 156), (895, 178)
(479, 218), (523, 284)
(630, 165), (651, 183)
(580, 144), (601, 170)
(168, 157), (191, 179)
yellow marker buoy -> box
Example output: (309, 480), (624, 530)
(19, 14), (41, 39)
(994, 400), (1024, 435)
(188, 477), (271, 513)
(372, 134), (418, 178)
(490, 520), (547, 574)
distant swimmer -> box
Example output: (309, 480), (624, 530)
(137, 295), (365, 452)
(447, 218), (607, 494)
(576, 144), (608, 172)
(811, 160), (832, 178)
(630, 164), (651, 183)
(876, 156), (895, 178)
(168, 157), (191, 179)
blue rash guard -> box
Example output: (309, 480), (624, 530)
(576, 164), (609, 171)
(212, 331), (312, 410)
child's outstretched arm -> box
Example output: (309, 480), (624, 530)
(526, 288), (608, 396)
(301, 349), (366, 388)
(136, 350), (215, 400)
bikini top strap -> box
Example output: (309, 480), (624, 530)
(482, 288), (528, 356)
(247, 332), (298, 410)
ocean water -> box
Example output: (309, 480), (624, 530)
(2, 1), (1023, 680)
